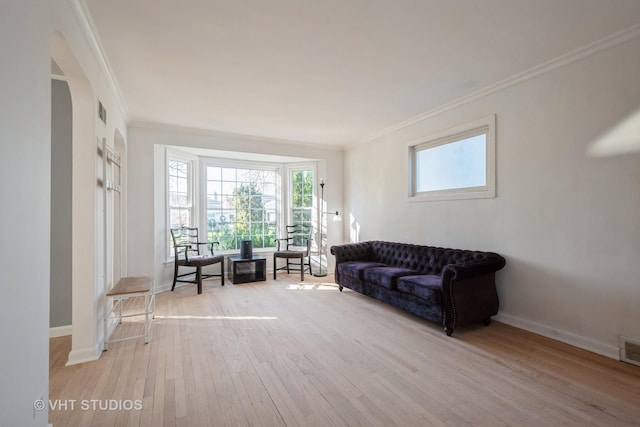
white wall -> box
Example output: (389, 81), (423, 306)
(344, 34), (640, 358)
(127, 125), (344, 290)
(0, 1), (130, 423)
(0, 2), (52, 425)
(51, 0), (129, 366)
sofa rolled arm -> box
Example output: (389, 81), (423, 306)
(330, 242), (372, 263)
(330, 242), (372, 280)
(441, 253), (505, 334)
(441, 253), (506, 281)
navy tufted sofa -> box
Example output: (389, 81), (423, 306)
(330, 241), (506, 335)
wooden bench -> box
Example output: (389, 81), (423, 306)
(104, 276), (155, 350)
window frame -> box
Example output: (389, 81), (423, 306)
(286, 164), (316, 247)
(166, 149), (198, 258)
(408, 114), (496, 202)
(200, 157), (282, 253)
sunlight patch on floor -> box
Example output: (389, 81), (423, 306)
(285, 283), (340, 291)
(154, 315), (278, 320)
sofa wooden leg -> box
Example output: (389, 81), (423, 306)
(483, 318), (491, 326)
(444, 326), (453, 336)
(339, 285), (343, 292)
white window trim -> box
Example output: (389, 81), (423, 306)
(199, 157), (283, 255)
(407, 114), (496, 202)
(166, 148), (199, 260)
(285, 163), (317, 226)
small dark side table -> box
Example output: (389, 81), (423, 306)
(228, 255), (267, 284)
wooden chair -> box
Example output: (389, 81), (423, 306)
(170, 226), (224, 294)
(273, 225), (313, 281)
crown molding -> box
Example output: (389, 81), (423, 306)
(130, 120), (346, 152)
(355, 22), (640, 147)
(68, 0), (129, 122)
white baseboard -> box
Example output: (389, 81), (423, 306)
(66, 344), (101, 366)
(49, 325), (72, 338)
(155, 281), (173, 293)
(494, 312), (620, 360)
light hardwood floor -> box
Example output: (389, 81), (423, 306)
(50, 275), (640, 426)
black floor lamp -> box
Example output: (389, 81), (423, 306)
(314, 179), (341, 277)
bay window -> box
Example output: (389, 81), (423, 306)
(166, 148), (316, 256)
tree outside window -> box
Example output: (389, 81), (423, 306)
(206, 166), (277, 250)
(291, 169), (313, 246)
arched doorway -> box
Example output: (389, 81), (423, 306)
(51, 31), (99, 365)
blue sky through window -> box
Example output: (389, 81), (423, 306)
(416, 134), (486, 192)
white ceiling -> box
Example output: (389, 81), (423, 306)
(84, 0), (640, 147)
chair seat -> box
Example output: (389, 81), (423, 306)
(107, 276), (152, 296)
(273, 250), (306, 259)
(177, 254), (224, 267)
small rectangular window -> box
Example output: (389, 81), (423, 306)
(409, 115), (496, 201)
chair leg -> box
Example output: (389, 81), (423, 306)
(273, 256), (277, 279)
(196, 266), (202, 294)
(221, 259), (225, 286)
(301, 258), (304, 281)
(172, 263), (178, 291)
